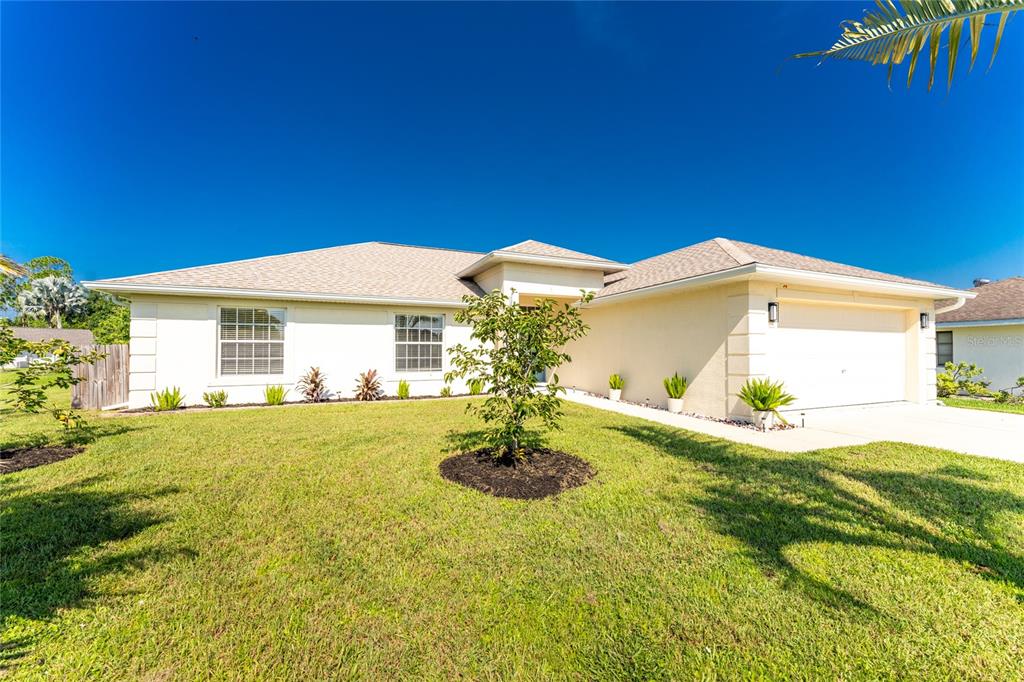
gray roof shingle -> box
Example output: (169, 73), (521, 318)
(937, 277), (1024, 323)
(9, 327), (94, 346)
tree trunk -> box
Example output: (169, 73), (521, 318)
(54, 311), (62, 329)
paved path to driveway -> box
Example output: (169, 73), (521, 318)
(563, 391), (1024, 463)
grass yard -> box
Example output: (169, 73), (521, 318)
(942, 396), (1024, 415)
(2, 380), (1023, 679)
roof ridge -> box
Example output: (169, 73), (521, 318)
(371, 241), (484, 255)
(712, 237), (755, 265)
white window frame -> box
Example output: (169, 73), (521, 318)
(218, 306), (286, 376)
(394, 313), (444, 373)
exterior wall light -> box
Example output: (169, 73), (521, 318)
(920, 312), (930, 329)
(768, 302), (779, 324)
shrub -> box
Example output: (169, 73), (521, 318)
(468, 378), (485, 395)
(936, 361), (991, 397)
(663, 373), (688, 399)
(446, 288), (594, 459)
(608, 374), (625, 390)
(397, 379), (410, 399)
(737, 378), (796, 423)
(355, 369), (383, 401)
(203, 390), (228, 408)
(440, 385), (452, 397)
(264, 385), (287, 405)
(150, 386), (185, 411)
(297, 367), (329, 402)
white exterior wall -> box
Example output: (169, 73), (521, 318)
(126, 295), (473, 408)
(474, 263), (605, 302)
(940, 324), (1024, 391)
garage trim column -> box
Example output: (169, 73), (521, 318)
(726, 283), (771, 420)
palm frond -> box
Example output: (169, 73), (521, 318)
(0, 254), (25, 277)
(794, 0), (1022, 90)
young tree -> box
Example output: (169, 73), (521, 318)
(445, 289), (593, 460)
(0, 324), (105, 443)
(16, 276), (88, 329)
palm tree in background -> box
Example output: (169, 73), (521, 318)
(795, 0), (1021, 91)
(0, 255), (25, 277)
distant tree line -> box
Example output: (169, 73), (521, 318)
(0, 254), (129, 344)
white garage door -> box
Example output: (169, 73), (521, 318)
(766, 303), (908, 410)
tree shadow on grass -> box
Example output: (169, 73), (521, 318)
(441, 428), (546, 455)
(0, 419), (153, 453)
(0, 475), (189, 667)
(610, 424), (1024, 612)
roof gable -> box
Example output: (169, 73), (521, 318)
(496, 240), (618, 263)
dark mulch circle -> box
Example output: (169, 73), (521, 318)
(439, 447), (595, 500)
(0, 446), (83, 474)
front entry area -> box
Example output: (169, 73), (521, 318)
(766, 302), (909, 410)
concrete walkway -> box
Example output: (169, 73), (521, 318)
(562, 391), (1024, 463)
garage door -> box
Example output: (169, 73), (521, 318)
(766, 303), (908, 410)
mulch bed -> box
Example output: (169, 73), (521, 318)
(439, 448), (595, 500)
(120, 393), (479, 414)
(0, 446), (83, 474)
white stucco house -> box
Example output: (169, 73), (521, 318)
(936, 277), (1024, 392)
(84, 238), (974, 419)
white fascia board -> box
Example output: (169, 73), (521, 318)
(589, 263), (975, 307)
(936, 318), (1024, 329)
(458, 251), (629, 279)
(749, 265), (976, 301)
(82, 281), (469, 308)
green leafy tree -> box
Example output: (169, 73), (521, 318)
(76, 290), (130, 343)
(795, 0), (1021, 91)
(1, 256), (73, 315)
(445, 289), (593, 460)
(17, 276), (88, 329)
(0, 324), (105, 443)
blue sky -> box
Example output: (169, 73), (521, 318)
(2, 1), (1022, 288)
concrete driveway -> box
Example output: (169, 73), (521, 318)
(563, 391), (1024, 463)
(794, 402), (1024, 463)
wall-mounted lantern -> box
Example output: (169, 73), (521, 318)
(920, 312), (930, 329)
(768, 301), (779, 324)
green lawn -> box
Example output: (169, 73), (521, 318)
(2, 379), (1023, 679)
(943, 396), (1024, 415)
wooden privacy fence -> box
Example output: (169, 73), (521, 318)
(72, 344), (129, 409)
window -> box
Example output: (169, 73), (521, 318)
(395, 314), (443, 372)
(936, 331), (953, 367)
(219, 307), (285, 375)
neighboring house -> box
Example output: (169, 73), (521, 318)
(84, 238), (973, 418)
(3, 327), (95, 368)
(936, 277), (1024, 392)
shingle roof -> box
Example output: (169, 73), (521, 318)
(94, 242), (485, 303)
(497, 240), (618, 263)
(937, 277), (1024, 323)
(10, 327), (94, 346)
(598, 237), (952, 298)
(89, 237), (956, 304)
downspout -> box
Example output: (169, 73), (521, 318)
(935, 296), (967, 315)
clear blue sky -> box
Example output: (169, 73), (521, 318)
(2, 1), (1022, 288)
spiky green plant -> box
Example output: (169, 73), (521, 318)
(203, 390), (228, 408)
(737, 378), (797, 424)
(663, 373), (688, 399)
(440, 385), (453, 397)
(264, 385), (287, 406)
(397, 379), (410, 399)
(468, 378), (485, 396)
(150, 387), (185, 411)
(608, 374), (625, 390)
(794, 0), (1022, 91)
